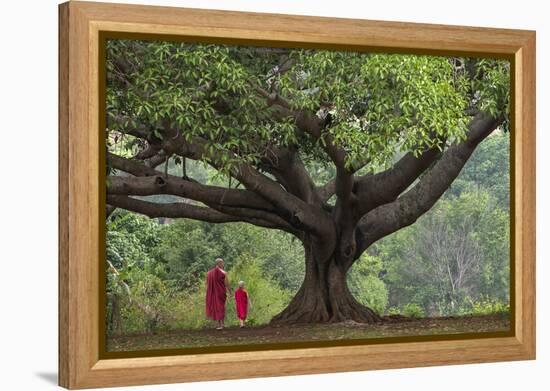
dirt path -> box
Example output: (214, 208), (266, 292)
(107, 314), (510, 352)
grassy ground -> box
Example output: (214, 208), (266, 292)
(107, 313), (510, 352)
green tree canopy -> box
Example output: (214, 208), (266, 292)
(107, 41), (509, 172)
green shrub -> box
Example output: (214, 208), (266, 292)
(458, 297), (510, 316)
(401, 303), (425, 318)
(387, 307), (401, 316)
(385, 303), (424, 318)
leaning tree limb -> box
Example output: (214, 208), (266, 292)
(108, 154), (276, 211)
(106, 194), (289, 231)
(353, 112), (503, 264)
(353, 140), (445, 217)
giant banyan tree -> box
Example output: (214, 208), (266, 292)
(105, 40), (509, 323)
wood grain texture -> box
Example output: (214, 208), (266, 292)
(58, 1), (536, 388)
(515, 35), (536, 354)
(58, 3), (70, 387)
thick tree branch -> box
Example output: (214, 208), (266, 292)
(106, 195), (287, 231)
(108, 153), (313, 235)
(107, 174), (275, 209)
(260, 147), (321, 204)
(253, 86), (347, 168)
(353, 114), (490, 219)
(317, 179), (336, 203)
(107, 195), (235, 222)
(109, 153), (158, 176)
(354, 112), (503, 259)
(253, 85), (355, 240)
(108, 154), (276, 212)
(354, 144), (443, 217)
(205, 204), (300, 235)
(332, 168), (358, 263)
(149, 132), (333, 236)
(106, 115), (151, 140)
(254, 85), (356, 248)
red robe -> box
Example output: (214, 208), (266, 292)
(235, 288), (248, 320)
(205, 267), (227, 321)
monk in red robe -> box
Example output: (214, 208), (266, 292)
(235, 280), (250, 328)
(205, 258), (231, 330)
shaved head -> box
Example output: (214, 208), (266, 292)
(215, 258), (224, 268)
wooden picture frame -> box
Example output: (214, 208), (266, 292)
(59, 1), (536, 389)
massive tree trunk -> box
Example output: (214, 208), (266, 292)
(271, 235), (381, 324)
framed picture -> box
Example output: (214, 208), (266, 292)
(59, 1), (536, 389)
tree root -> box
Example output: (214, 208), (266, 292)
(271, 290), (381, 325)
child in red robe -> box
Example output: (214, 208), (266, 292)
(234, 281), (250, 328)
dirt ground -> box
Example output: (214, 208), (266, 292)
(107, 313), (510, 352)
